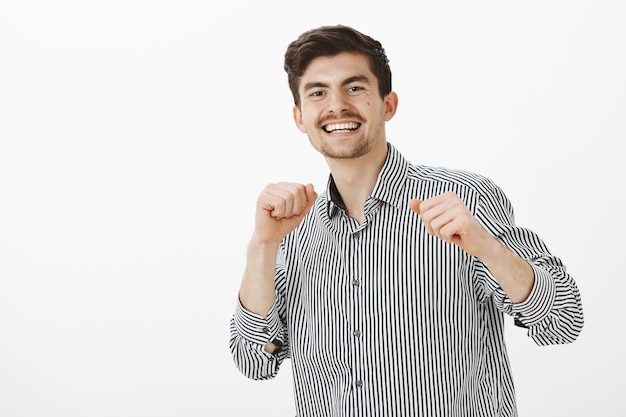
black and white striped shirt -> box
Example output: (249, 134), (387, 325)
(230, 142), (584, 417)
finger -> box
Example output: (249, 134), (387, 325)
(435, 217), (461, 242)
(271, 193), (296, 219)
(419, 204), (454, 238)
(260, 195), (288, 219)
(265, 183), (309, 219)
(300, 184), (316, 212)
(305, 183), (318, 203)
(278, 183), (316, 216)
(259, 187), (292, 219)
(409, 198), (422, 214)
(287, 183), (315, 215)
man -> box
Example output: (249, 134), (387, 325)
(229, 24), (584, 416)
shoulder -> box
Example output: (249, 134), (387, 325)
(388, 143), (497, 193)
(406, 163), (499, 195)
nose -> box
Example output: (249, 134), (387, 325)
(327, 90), (350, 114)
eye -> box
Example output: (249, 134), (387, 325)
(308, 90), (325, 99)
(347, 85), (365, 94)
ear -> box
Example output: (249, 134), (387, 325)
(293, 105), (307, 133)
(383, 91), (399, 121)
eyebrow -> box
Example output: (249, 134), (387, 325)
(302, 75), (372, 92)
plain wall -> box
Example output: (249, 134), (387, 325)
(1, 1), (624, 416)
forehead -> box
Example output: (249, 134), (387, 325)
(300, 52), (375, 86)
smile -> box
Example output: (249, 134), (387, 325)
(323, 122), (361, 133)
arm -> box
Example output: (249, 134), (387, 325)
(410, 192), (533, 303)
(410, 190), (584, 344)
(230, 182), (317, 379)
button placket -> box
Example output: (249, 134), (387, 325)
(350, 228), (365, 397)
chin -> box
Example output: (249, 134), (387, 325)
(322, 144), (370, 160)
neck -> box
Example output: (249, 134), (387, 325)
(326, 142), (388, 223)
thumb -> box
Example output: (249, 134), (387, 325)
(409, 198), (422, 214)
(305, 183), (318, 204)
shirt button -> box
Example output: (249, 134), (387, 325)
(352, 279), (360, 287)
(353, 330), (361, 338)
(356, 380), (363, 388)
(262, 327), (270, 334)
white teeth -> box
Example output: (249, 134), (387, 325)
(325, 122), (359, 132)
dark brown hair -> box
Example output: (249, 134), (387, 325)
(284, 25), (392, 107)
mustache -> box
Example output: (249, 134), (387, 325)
(319, 112), (363, 125)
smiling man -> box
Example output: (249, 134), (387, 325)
(229, 25), (584, 417)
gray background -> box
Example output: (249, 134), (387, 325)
(1, 1), (624, 416)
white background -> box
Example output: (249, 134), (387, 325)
(1, 1), (624, 416)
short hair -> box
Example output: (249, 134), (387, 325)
(284, 25), (392, 107)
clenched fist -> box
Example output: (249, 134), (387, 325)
(409, 191), (495, 258)
(253, 182), (318, 245)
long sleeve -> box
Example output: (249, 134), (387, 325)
(474, 181), (584, 345)
(229, 255), (290, 380)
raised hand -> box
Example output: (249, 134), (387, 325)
(253, 182), (318, 245)
(409, 191), (494, 258)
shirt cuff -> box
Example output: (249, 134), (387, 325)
(511, 264), (556, 326)
(232, 299), (282, 346)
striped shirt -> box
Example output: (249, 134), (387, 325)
(229, 142), (584, 417)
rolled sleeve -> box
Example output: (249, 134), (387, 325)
(233, 299), (283, 346)
(511, 264), (556, 326)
